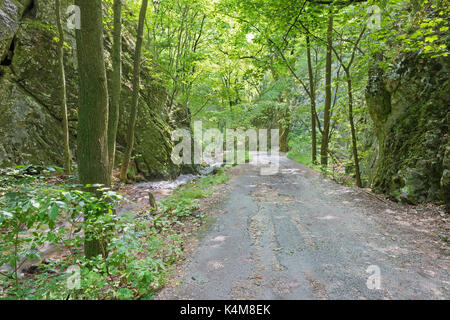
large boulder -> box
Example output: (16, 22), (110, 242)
(0, 0), (181, 180)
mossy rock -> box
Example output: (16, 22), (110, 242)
(367, 52), (449, 207)
(0, 0), (181, 180)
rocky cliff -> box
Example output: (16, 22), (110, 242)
(366, 52), (449, 207)
(0, 0), (180, 180)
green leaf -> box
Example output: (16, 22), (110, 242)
(425, 35), (438, 43)
(49, 204), (59, 220)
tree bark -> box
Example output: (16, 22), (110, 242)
(55, 0), (71, 174)
(321, 9), (333, 167)
(108, 0), (122, 179)
(75, 0), (111, 258)
(279, 108), (290, 153)
(306, 34), (317, 164)
(120, 0), (149, 183)
(345, 73), (362, 187)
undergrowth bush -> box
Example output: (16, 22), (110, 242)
(0, 166), (229, 300)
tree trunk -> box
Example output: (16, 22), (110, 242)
(306, 34), (317, 164)
(75, 0), (111, 258)
(279, 118), (289, 153)
(120, 0), (149, 183)
(321, 9), (333, 167)
(55, 0), (71, 174)
(345, 73), (362, 187)
(108, 0), (122, 179)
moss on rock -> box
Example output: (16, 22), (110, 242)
(0, 0), (181, 180)
(366, 53), (449, 207)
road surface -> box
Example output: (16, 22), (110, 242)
(157, 154), (449, 300)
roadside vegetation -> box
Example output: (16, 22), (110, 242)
(287, 133), (355, 187)
(0, 165), (229, 300)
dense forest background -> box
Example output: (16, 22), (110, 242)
(1, 0), (448, 205)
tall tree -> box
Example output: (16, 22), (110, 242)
(75, 0), (111, 258)
(269, 58), (290, 153)
(320, 8), (333, 167)
(332, 27), (366, 188)
(55, 0), (71, 174)
(108, 0), (123, 178)
(120, 0), (149, 182)
(306, 34), (317, 164)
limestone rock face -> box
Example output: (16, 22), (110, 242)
(366, 53), (449, 206)
(0, 0), (27, 62)
(0, 0), (180, 180)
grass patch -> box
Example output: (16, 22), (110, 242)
(287, 151), (316, 168)
(287, 151), (356, 187)
(160, 169), (230, 219)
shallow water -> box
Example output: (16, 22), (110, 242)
(119, 158), (224, 213)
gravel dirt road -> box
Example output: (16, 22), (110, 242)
(157, 154), (449, 300)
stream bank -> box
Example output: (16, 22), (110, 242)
(0, 160), (225, 276)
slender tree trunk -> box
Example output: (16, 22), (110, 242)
(279, 108), (289, 153)
(75, 0), (111, 258)
(120, 0), (149, 182)
(279, 128), (289, 152)
(345, 72), (362, 187)
(108, 0), (122, 179)
(269, 58), (289, 153)
(55, 0), (71, 174)
(331, 26), (365, 187)
(321, 9), (333, 167)
(306, 34), (317, 164)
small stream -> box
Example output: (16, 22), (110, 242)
(0, 160), (224, 274)
(118, 158), (223, 214)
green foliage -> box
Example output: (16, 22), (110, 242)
(368, 0), (449, 59)
(287, 152), (315, 169)
(0, 166), (183, 300)
(160, 170), (230, 219)
(0, 165), (231, 300)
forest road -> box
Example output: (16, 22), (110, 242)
(157, 153), (449, 300)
